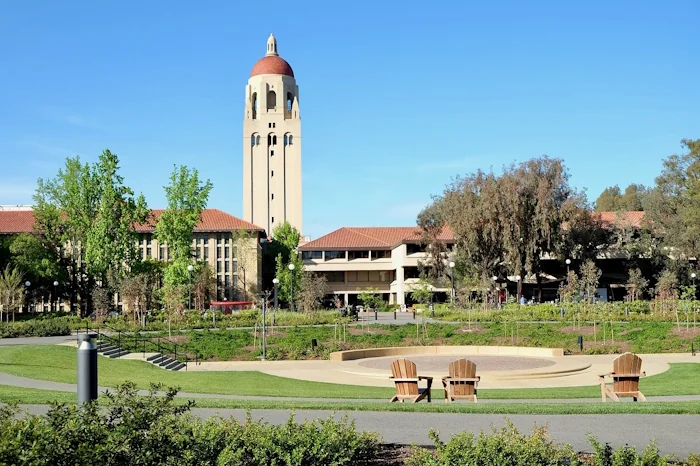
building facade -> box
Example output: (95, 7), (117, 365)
(242, 34), (303, 236)
(299, 227), (455, 306)
(0, 208), (265, 311)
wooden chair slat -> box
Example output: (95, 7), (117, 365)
(601, 352), (646, 403)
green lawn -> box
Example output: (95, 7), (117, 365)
(3, 384), (700, 415)
(2, 345), (700, 400)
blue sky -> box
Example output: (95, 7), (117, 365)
(1, 1), (698, 239)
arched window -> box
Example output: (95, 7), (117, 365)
(288, 135), (293, 145)
(267, 135), (271, 146)
(267, 90), (276, 110)
(286, 92), (293, 111)
(251, 93), (258, 120)
(251, 135), (255, 146)
(272, 135), (277, 145)
(283, 135), (288, 145)
(255, 135), (260, 145)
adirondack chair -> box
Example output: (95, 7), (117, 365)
(441, 358), (480, 403)
(599, 352), (647, 402)
(389, 358), (433, 403)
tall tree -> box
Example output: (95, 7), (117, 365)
(621, 184), (649, 211)
(156, 165), (213, 287)
(645, 139), (700, 259)
(9, 233), (67, 298)
(428, 170), (504, 286)
(594, 186), (622, 212)
(85, 150), (149, 284)
(498, 157), (573, 300)
(271, 221), (303, 307)
(34, 156), (98, 315)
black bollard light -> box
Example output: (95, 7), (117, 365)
(77, 333), (98, 406)
(311, 338), (318, 350)
(577, 335), (584, 352)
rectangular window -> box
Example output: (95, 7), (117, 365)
(232, 261), (238, 273)
(406, 243), (425, 254)
(348, 250), (369, 260)
(232, 245), (237, 258)
(379, 271), (392, 282)
(271, 193), (274, 200)
(371, 250), (390, 259)
(217, 247), (221, 259)
(271, 216), (274, 223)
(301, 251), (322, 260)
(357, 271), (369, 282)
(217, 261), (222, 273)
(217, 233), (222, 245)
(323, 271), (344, 282)
(160, 244), (166, 260)
(323, 250), (346, 260)
(346, 271), (357, 282)
(271, 150), (274, 156)
(225, 246), (230, 259)
(146, 244), (152, 258)
(369, 271), (380, 282)
(225, 261), (230, 273)
(204, 246), (209, 260)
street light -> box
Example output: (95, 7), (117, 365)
(448, 261), (455, 304)
(187, 264), (194, 310)
(565, 258), (571, 274)
(272, 278), (279, 311)
(515, 275), (522, 303)
(53, 281), (59, 313)
(24, 281), (31, 315)
(288, 263), (295, 311)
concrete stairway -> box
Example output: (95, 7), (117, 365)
(96, 340), (130, 359)
(146, 353), (186, 371)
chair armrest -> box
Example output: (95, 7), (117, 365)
(444, 377), (480, 383)
(418, 376), (433, 381)
(391, 378), (420, 383)
(612, 373), (643, 378)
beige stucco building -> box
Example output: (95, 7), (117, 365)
(298, 227), (455, 306)
(242, 34), (302, 236)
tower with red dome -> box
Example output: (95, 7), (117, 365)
(243, 34), (302, 236)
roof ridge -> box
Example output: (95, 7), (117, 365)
(346, 227), (392, 246)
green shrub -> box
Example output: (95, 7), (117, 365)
(407, 420), (576, 466)
(0, 317), (72, 338)
(0, 382), (380, 466)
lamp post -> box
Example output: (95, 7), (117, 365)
(449, 261), (456, 301)
(288, 263), (295, 311)
(24, 281), (31, 315)
(187, 264), (194, 310)
(515, 275), (522, 304)
(53, 281), (59, 313)
(492, 275), (498, 307)
(565, 258), (571, 274)
(272, 278), (279, 311)
(692, 273), (697, 299)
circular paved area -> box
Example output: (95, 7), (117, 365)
(357, 355), (557, 372)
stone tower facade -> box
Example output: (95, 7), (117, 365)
(242, 34), (302, 236)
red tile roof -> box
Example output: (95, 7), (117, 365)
(299, 226), (454, 251)
(0, 208), (264, 234)
(595, 211), (645, 228)
(136, 209), (263, 233)
(0, 210), (36, 234)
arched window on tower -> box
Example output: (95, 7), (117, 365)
(251, 93), (258, 120)
(286, 92), (293, 111)
(267, 90), (276, 110)
(288, 135), (293, 145)
(272, 135), (277, 145)
(267, 135), (272, 146)
(283, 135), (288, 146)
(256, 135), (260, 145)
(251, 135), (255, 146)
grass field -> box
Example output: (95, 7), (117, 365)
(3, 384), (700, 415)
(2, 345), (700, 401)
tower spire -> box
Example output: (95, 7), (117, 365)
(266, 33), (278, 57)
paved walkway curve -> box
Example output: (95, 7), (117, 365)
(13, 405), (700, 457)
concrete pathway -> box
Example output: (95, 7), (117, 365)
(0, 335), (76, 346)
(14, 405), (700, 457)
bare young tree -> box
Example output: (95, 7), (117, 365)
(192, 263), (216, 310)
(297, 272), (327, 312)
(0, 265), (24, 323)
(579, 260), (602, 303)
(626, 268), (648, 301)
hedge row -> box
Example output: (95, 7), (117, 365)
(0, 318), (72, 338)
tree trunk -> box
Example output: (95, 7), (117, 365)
(535, 269), (543, 303)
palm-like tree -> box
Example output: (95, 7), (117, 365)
(0, 265), (24, 323)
